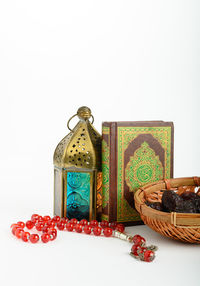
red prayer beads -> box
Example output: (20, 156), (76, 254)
(10, 214), (157, 262)
(10, 214), (125, 243)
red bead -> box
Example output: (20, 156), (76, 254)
(46, 220), (56, 228)
(43, 216), (51, 221)
(57, 222), (65, 230)
(48, 229), (57, 241)
(132, 234), (142, 243)
(35, 222), (45, 231)
(137, 247), (147, 257)
(42, 226), (50, 233)
(11, 223), (18, 229)
(79, 219), (88, 226)
(83, 225), (92, 234)
(131, 244), (141, 257)
(109, 222), (117, 229)
(115, 224), (125, 233)
(100, 220), (109, 228)
(41, 233), (50, 243)
(90, 220), (98, 227)
(29, 234), (39, 243)
(52, 216), (60, 223)
(37, 216), (44, 222)
(93, 226), (102, 236)
(75, 224), (83, 233)
(66, 222), (74, 232)
(70, 218), (78, 225)
(21, 232), (30, 242)
(143, 250), (155, 262)
(15, 228), (24, 238)
(133, 235), (146, 246)
(60, 218), (68, 224)
(103, 227), (113, 237)
(17, 221), (25, 228)
(31, 214), (39, 222)
(26, 220), (34, 229)
(12, 226), (20, 235)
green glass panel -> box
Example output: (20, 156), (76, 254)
(66, 172), (90, 220)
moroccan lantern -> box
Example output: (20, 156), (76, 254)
(53, 106), (102, 221)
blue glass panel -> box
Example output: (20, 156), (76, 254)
(66, 172), (90, 220)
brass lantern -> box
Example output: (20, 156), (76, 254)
(53, 106), (102, 221)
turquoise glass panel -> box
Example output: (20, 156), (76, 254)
(66, 172), (91, 220)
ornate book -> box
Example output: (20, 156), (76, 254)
(102, 121), (174, 225)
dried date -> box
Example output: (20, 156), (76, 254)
(146, 202), (163, 211)
(193, 196), (200, 213)
(162, 190), (183, 212)
(175, 200), (196, 213)
(180, 192), (199, 201)
(146, 190), (200, 213)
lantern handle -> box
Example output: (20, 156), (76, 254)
(67, 113), (94, 132)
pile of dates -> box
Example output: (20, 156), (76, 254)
(146, 190), (200, 213)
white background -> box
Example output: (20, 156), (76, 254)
(0, 1), (200, 286)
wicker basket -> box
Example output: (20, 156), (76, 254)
(134, 177), (200, 243)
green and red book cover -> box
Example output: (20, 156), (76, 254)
(102, 121), (174, 225)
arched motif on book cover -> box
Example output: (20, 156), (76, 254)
(124, 134), (165, 208)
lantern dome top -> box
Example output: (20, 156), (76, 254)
(53, 107), (101, 171)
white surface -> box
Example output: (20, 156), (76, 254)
(0, 1), (200, 286)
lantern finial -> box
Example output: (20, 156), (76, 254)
(77, 106), (92, 120)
